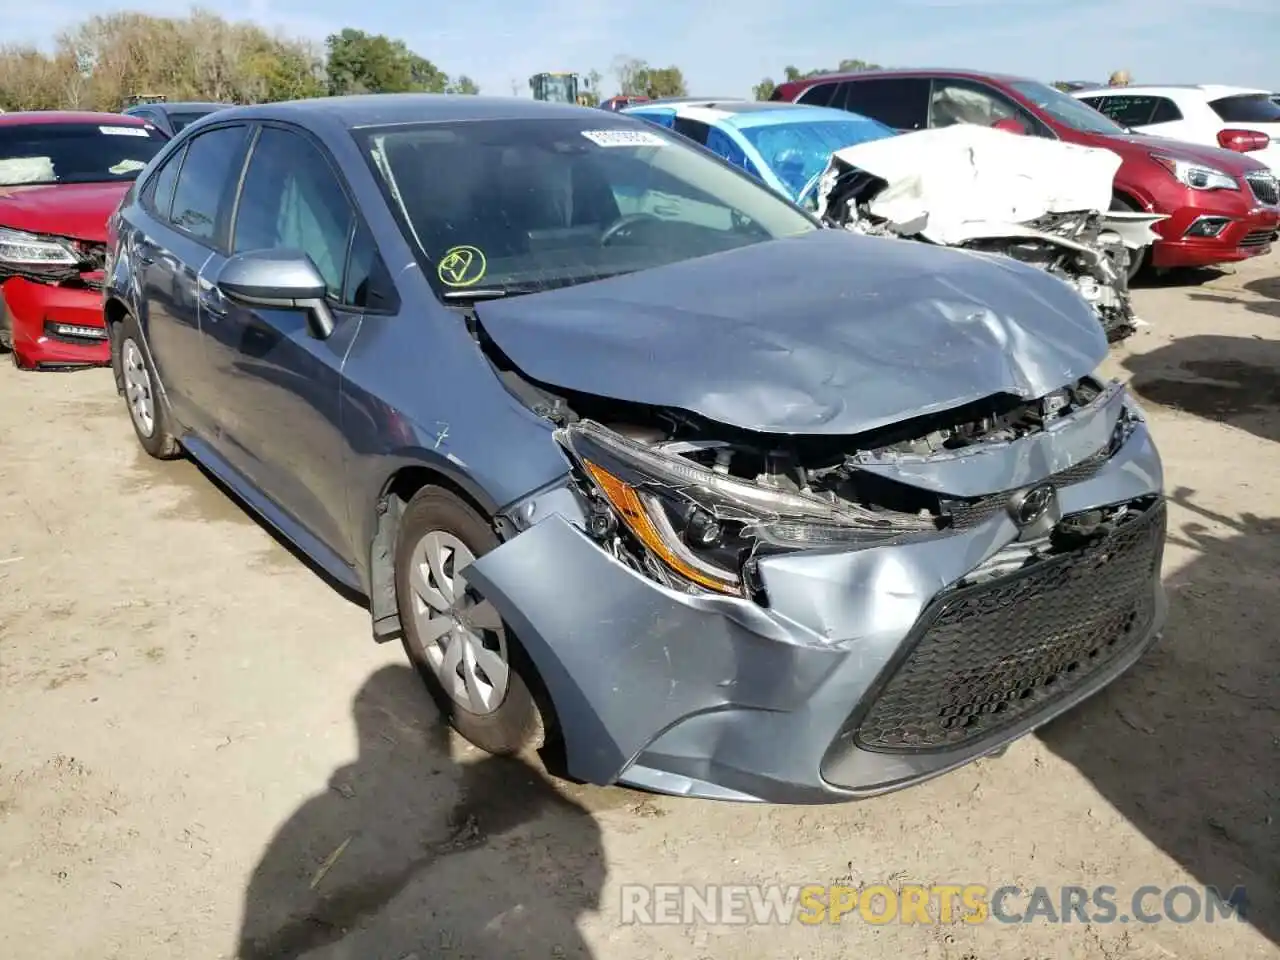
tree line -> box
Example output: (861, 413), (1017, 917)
(0, 10), (871, 113)
(0, 12), (486, 112)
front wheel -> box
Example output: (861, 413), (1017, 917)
(0, 288), (12, 352)
(394, 487), (548, 756)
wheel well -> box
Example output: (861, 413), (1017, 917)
(367, 464), (568, 769)
(1112, 190), (1143, 212)
(367, 465), (494, 643)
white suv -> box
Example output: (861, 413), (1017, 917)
(1073, 85), (1280, 173)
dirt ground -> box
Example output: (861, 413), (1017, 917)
(1, 251), (1277, 960)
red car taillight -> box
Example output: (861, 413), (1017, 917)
(1217, 128), (1270, 152)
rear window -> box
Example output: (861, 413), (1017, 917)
(168, 111), (216, 133)
(839, 78), (932, 131)
(1209, 94), (1280, 124)
(0, 122), (168, 187)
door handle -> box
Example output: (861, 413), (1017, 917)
(200, 286), (228, 321)
(137, 250), (156, 265)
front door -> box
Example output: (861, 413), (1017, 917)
(201, 124), (363, 561)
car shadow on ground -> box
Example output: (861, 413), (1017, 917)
(1039, 488), (1279, 946)
(1134, 266), (1228, 289)
(1121, 334), (1280, 444)
(237, 664), (606, 959)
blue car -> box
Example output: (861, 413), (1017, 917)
(623, 99), (895, 205)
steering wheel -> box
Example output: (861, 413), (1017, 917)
(796, 171), (825, 213)
(600, 212), (661, 246)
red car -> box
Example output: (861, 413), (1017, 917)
(0, 112), (168, 370)
(773, 70), (1280, 275)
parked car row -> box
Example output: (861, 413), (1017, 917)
(0, 90), (1179, 806)
(0, 102), (230, 369)
(764, 69), (1279, 277)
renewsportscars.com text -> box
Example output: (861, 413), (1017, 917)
(619, 883), (1249, 926)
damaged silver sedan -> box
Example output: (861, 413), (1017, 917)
(105, 96), (1167, 804)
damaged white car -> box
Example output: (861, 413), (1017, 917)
(814, 124), (1167, 343)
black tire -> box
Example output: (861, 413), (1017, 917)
(117, 312), (181, 460)
(1110, 195), (1149, 283)
(395, 486), (547, 756)
(0, 288), (12, 353)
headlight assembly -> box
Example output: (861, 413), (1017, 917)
(1150, 154), (1238, 192)
(0, 226), (79, 266)
(556, 420), (935, 596)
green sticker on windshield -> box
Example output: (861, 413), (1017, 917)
(438, 245), (487, 287)
(109, 159), (148, 175)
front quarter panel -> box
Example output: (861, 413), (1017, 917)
(339, 269), (576, 578)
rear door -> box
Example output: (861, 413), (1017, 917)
(132, 124), (250, 433)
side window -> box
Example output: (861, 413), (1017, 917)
(704, 127), (762, 180)
(1149, 97), (1183, 124)
(928, 79), (1045, 135)
(170, 126), (249, 241)
(1084, 95), (1158, 127)
(142, 144), (185, 221)
(840, 78), (932, 130)
(671, 117), (711, 146)
(798, 82), (837, 107)
(232, 126), (354, 301)
(630, 110), (676, 129)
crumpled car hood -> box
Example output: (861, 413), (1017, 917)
(0, 181), (129, 242)
(816, 124), (1124, 245)
(476, 229), (1107, 435)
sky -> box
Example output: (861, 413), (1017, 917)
(3, 0), (1278, 99)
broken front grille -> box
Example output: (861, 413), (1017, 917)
(1245, 172), (1279, 207)
(852, 499), (1166, 752)
(945, 445), (1110, 530)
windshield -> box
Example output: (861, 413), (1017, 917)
(739, 117), (896, 197)
(0, 123), (168, 186)
(169, 111), (215, 132)
(358, 118), (818, 298)
(1008, 80), (1128, 135)
(1209, 94), (1280, 124)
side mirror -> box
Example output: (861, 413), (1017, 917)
(216, 249), (336, 339)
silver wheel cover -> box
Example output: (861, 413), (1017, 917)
(406, 531), (509, 716)
(121, 337), (156, 438)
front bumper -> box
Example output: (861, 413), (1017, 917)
(2, 277), (109, 370)
(467, 395), (1167, 804)
(1148, 196), (1279, 269)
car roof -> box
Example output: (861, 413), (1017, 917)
(153, 102), (229, 112)
(786, 67), (1035, 87)
(0, 111), (150, 127)
(206, 93), (610, 129)
(1073, 84), (1271, 99)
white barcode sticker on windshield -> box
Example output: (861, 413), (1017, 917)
(100, 125), (150, 137)
(581, 129), (666, 148)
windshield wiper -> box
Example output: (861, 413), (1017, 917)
(440, 287), (521, 301)
(440, 271), (637, 302)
